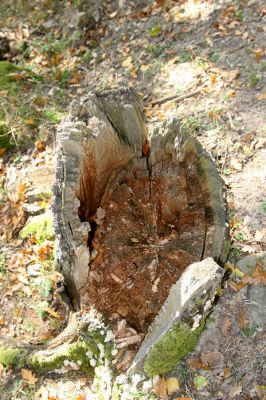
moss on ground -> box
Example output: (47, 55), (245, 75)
(144, 322), (204, 377)
(0, 346), (28, 368)
(30, 340), (98, 374)
(0, 61), (21, 92)
(20, 211), (54, 243)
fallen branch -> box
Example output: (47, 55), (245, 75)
(150, 88), (201, 106)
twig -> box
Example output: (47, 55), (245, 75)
(150, 88), (201, 107)
(227, 111), (236, 130)
(115, 334), (142, 349)
(221, 144), (228, 170)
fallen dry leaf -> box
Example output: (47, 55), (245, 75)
(75, 394), (86, 400)
(121, 56), (133, 68)
(237, 308), (247, 330)
(200, 351), (224, 367)
(223, 367), (231, 378)
(43, 306), (62, 320)
(166, 377), (179, 395)
(189, 358), (210, 371)
(241, 262), (266, 286)
(174, 398), (192, 400)
(21, 368), (38, 384)
(0, 148), (7, 156)
(255, 49), (264, 62)
(256, 92), (266, 100)
(154, 376), (167, 398)
(221, 316), (231, 336)
(210, 74), (217, 85)
(130, 67), (138, 78)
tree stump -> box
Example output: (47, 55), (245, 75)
(52, 88), (228, 374)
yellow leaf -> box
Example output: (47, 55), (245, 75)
(167, 377), (179, 395)
(121, 56), (133, 68)
(41, 200), (47, 209)
(21, 368), (38, 384)
(0, 148), (7, 156)
(24, 119), (35, 126)
(140, 64), (150, 73)
(225, 262), (245, 278)
(43, 306), (61, 320)
(18, 183), (28, 201)
(174, 398), (192, 400)
(210, 74), (217, 84)
(75, 395), (86, 400)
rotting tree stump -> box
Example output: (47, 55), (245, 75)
(52, 88), (229, 375)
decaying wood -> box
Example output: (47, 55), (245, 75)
(47, 312), (79, 349)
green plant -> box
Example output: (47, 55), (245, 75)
(43, 108), (65, 123)
(248, 67), (259, 87)
(261, 200), (266, 212)
(196, 57), (208, 69)
(10, 379), (36, 400)
(193, 375), (208, 390)
(178, 51), (193, 62)
(209, 53), (220, 63)
(235, 8), (244, 21)
(0, 255), (7, 275)
(242, 327), (256, 337)
(149, 24), (161, 38)
(235, 232), (247, 242)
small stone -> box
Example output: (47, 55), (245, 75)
(90, 358), (96, 367)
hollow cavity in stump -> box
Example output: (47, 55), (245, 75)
(81, 153), (207, 332)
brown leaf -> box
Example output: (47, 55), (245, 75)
(223, 367), (231, 378)
(166, 377), (179, 395)
(221, 316), (231, 336)
(189, 358), (210, 371)
(0, 148), (7, 156)
(174, 398), (192, 400)
(255, 49), (264, 62)
(21, 368), (38, 384)
(200, 351), (223, 367)
(241, 263), (266, 286)
(237, 308), (247, 330)
(130, 67), (138, 79)
(256, 92), (266, 101)
(154, 377), (167, 398)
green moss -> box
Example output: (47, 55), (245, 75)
(0, 119), (13, 149)
(30, 340), (98, 374)
(0, 61), (21, 93)
(144, 322), (204, 377)
(0, 346), (28, 368)
(20, 211), (54, 243)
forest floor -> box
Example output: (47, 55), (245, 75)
(0, 0), (265, 399)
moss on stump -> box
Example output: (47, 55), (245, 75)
(144, 322), (204, 377)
